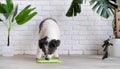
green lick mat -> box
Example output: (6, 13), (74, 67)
(37, 58), (62, 64)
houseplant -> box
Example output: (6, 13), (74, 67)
(66, 0), (120, 59)
(0, 0), (37, 56)
(101, 36), (113, 59)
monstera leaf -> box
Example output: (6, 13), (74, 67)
(66, 0), (119, 18)
(117, 0), (120, 9)
(90, 0), (116, 18)
(66, 0), (84, 17)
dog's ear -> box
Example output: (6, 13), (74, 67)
(56, 40), (60, 46)
(39, 36), (48, 49)
(49, 39), (60, 47)
(39, 40), (42, 48)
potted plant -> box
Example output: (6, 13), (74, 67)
(101, 36), (113, 59)
(0, 0), (37, 56)
(66, 0), (120, 59)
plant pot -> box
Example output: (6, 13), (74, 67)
(2, 46), (14, 56)
(109, 39), (120, 57)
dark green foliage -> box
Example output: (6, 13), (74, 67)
(0, 3), (6, 13)
(102, 38), (113, 60)
(117, 0), (120, 9)
(0, 18), (3, 21)
(2, 4), (10, 19)
(90, 0), (118, 18)
(66, 0), (120, 18)
(66, 0), (83, 17)
(12, 5), (18, 22)
(6, 0), (13, 13)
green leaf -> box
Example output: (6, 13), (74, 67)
(0, 18), (3, 21)
(74, 5), (77, 16)
(103, 45), (108, 51)
(109, 43), (113, 46)
(90, 0), (96, 5)
(66, 0), (83, 17)
(0, 3), (7, 13)
(102, 50), (108, 60)
(100, 8), (111, 18)
(109, 8), (114, 15)
(12, 5), (18, 22)
(15, 5), (37, 25)
(16, 7), (36, 22)
(97, 5), (102, 14)
(92, 2), (100, 11)
(117, 0), (120, 9)
(77, 0), (83, 4)
(66, 8), (74, 17)
(90, 0), (113, 18)
(2, 4), (10, 19)
(102, 44), (105, 47)
(16, 12), (37, 25)
(18, 5), (31, 15)
(108, 0), (117, 9)
(6, 0), (14, 13)
(15, 5), (31, 20)
(76, 4), (81, 13)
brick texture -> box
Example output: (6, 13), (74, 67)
(0, 0), (113, 55)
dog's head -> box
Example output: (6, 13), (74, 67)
(39, 37), (60, 60)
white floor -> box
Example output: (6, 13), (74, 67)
(0, 55), (120, 69)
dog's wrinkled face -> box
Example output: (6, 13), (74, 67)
(39, 37), (60, 60)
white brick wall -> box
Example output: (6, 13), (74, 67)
(0, 0), (113, 55)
